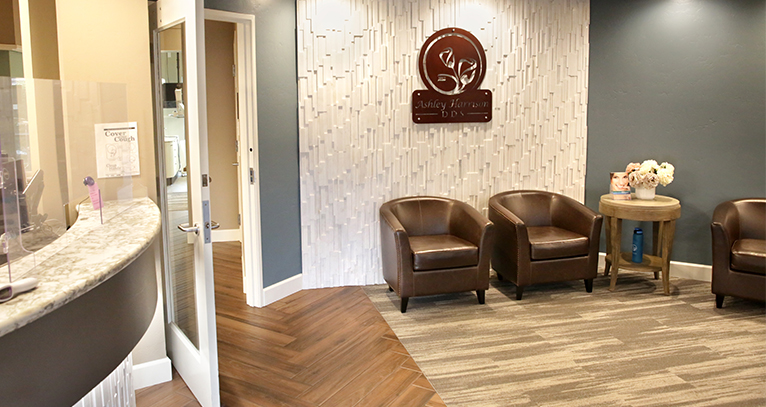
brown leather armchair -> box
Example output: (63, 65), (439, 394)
(711, 198), (766, 308)
(489, 190), (602, 300)
(379, 196), (494, 313)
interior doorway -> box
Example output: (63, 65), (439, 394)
(205, 19), (240, 244)
(203, 9), (264, 308)
(151, 7), (263, 406)
(158, 14), (261, 311)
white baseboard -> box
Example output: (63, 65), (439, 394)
(263, 274), (303, 306)
(666, 260), (713, 282)
(212, 228), (242, 243)
(133, 357), (172, 390)
(598, 252), (712, 282)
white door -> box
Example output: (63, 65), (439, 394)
(154, 1), (220, 406)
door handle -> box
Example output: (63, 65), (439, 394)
(232, 162), (239, 166)
(209, 220), (220, 230)
(177, 223), (200, 235)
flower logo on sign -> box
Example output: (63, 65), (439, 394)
(419, 28), (486, 96)
(437, 47), (478, 95)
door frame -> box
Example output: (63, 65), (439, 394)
(204, 9), (264, 307)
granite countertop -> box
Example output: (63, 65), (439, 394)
(0, 197), (161, 338)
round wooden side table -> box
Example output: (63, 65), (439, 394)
(599, 194), (681, 294)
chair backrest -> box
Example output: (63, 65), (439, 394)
(733, 199), (766, 240)
(491, 190), (554, 227)
(388, 197), (454, 236)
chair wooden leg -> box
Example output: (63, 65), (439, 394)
(401, 297), (409, 313)
(515, 286), (524, 300)
(477, 290), (485, 304)
(388, 286), (393, 292)
(585, 278), (593, 293)
(715, 294), (724, 309)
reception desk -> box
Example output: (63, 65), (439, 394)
(0, 197), (161, 407)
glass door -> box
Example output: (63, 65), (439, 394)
(153, 1), (220, 406)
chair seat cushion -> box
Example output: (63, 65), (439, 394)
(731, 239), (766, 276)
(410, 234), (478, 271)
(527, 226), (589, 260)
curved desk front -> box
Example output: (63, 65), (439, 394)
(0, 197), (161, 407)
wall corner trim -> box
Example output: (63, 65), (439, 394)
(263, 274), (303, 306)
(133, 356), (172, 390)
(598, 253), (712, 283)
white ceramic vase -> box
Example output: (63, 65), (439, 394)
(634, 186), (656, 200)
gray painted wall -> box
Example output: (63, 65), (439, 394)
(204, 0), (302, 287)
(586, 0), (766, 265)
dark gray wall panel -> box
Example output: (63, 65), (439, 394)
(586, 0), (766, 265)
(0, 246), (157, 407)
(205, 0), (301, 286)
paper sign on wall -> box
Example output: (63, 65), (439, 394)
(95, 122), (140, 178)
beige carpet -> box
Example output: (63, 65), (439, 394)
(364, 273), (766, 407)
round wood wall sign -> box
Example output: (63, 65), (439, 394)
(418, 27), (487, 96)
(413, 27), (492, 124)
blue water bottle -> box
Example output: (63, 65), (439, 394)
(632, 228), (644, 263)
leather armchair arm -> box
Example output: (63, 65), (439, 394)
(449, 202), (495, 287)
(488, 198), (530, 285)
(449, 201), (492, 247)
(711, 202), (740, 246)
(379, 206), (414, 296)
(711, 202), (739, 276)
(489, 198), (525, 227)
(551, 195), (602, 239)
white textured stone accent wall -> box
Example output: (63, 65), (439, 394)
(73, 355), (135, 407)
(298, 0), (590, 288)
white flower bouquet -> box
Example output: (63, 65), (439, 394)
(625, 160), (674, 189)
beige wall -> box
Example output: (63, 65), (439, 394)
(160, 25), (182, 52)
(30, 80), (68, 225)
(27, 0), (59, 79)
(55, 0), (157, 204)
(0, 0), (21, 47)
(205, 20), (239, 230)
(53, 0), (164, 368)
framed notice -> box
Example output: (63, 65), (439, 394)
(95, 122), (140, 178)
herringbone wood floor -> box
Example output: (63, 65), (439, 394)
(137, 242), (444, 407)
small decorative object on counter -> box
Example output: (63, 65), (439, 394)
(625, 160), (674, 200)
(632, 228), (643, 263)
(83, 176), (104, 224)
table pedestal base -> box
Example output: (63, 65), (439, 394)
(604, 216), (676, 295)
